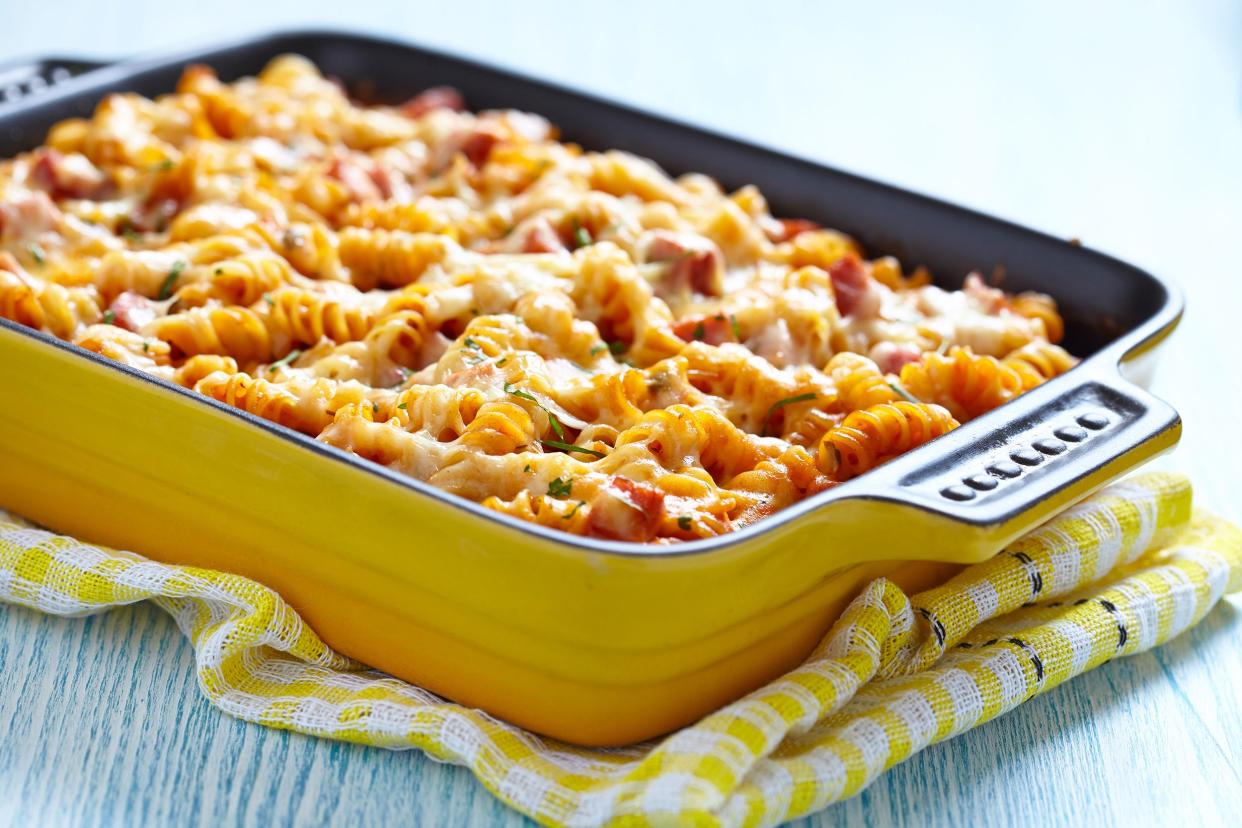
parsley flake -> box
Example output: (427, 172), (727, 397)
(562, 500), (585, 519)
(523, 464), (532, 473)
(608, 340), (626, 355)
(504, 382), (565, 438)
(547, 477), (573, 499)
(147, 159), (174, 173)
(27, 243), (46, 265)
(397, 402), (408, 410)
(888, 381), (922, 404)
(761, 392), (819, 437)
(692, 322), (706, 340)
(157, 260), (186, 301)
(572, 224), (593, 249)
(677, 516), (692, 531)
(540, 439), (605, 458)
(268, 348), (302, 373)
(463, 337), (481, 350)
(730, 314), (742, 340)
(101, 309), (116, 325)
(589, 344), (608, 356)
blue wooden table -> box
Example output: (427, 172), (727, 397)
(2, 2), (1241, 825)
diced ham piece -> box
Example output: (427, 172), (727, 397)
(125, 197), (180, 234)
(106, 291), (160, 332)
(0, 191), (61, 241)
(963, 272), (1007, 313)
(29, 149), (108, 200)
(521, 217), (567, 253)
(327, 156), (384, 203)
(399, 86), (466, 118)
(586, 477), (666, 542)
(870, 340), (922, 374)
(672, 312), (738, 345)
(459, 126), (503, 167)
(641, 230), (724, 296)
(829, 255), (881, 319)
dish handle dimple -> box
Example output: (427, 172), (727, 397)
(840, 369), (1182, 560)
(0, 56), (113, 110)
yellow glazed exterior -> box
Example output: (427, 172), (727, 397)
(0, 322), (1179, 745)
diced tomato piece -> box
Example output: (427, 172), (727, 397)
(459, 127), (503, 167)
(399, 86), (466, 118)
(672, 313), (737, 345)
(644, 231), (724, 296)
(107, 291), (160, 332)
(829, 255), (880, 319)
(587, 476), (666, 542)
(771, 218), (819, 243)
(30, 149), (108, 200)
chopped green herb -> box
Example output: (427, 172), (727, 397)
(141, 341), (149, 353)
(523, 464), (532, 473)
(888, 381), (922, 404)
(547, 411), (565, 438)
(692, 322), (706, 340)
(677, 515), (692, 531)
(589, 344), (608, 356)
(562, 500), (585, 519)
(608, 340), (626, 355)
(761, 392), (819, 437)
(505, 382), (565, 437)
(572, 224), (593, 249)
(540, 439), (605, 458)
(469, 307), (480, 316)
(263, 292), (274, 306)
(372, 402), (380, 415)
(214, 267), (224, 276)
(730, 314), (742, 340)
(157, 260), (186, 301)
(268, 348), (303, 373)
(101, 309), (116, 325)
(397, 402), (408, 410)
(504, 382), (538, 403)
(547, 476), (573, 499)
(147, 159), (174, 173)
(27, 243), (46, 265)
(122, 227), (142, 243)
(463, 337), (481, 350)
(496, 357), (508, 367)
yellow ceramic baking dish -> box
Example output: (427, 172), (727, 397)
(0, 31), (1182, 745)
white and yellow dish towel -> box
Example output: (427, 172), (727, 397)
(1, 472), (1239, 827)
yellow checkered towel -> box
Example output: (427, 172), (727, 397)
(1, 471), (1239, 827)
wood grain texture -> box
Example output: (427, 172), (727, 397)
(1, 0), (1240, 825)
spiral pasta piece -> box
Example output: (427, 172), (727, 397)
(818, 402), (959, 480)
(898, 347), (1027, 421)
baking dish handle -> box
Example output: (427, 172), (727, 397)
(0, 56), (114, 110)
(843, 369), (1181, 558)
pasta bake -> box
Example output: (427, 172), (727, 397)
(0, 56), (1076, 543)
